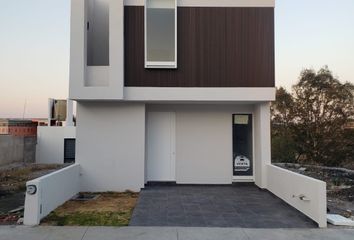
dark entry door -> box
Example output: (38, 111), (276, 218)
(64, 138), (76, 163)
(232, 114), (253, 178)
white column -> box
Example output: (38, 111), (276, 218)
(254, 102), (271, 188)
(65, 99), (75, 126)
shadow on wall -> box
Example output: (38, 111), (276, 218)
(0, 135), (36, 166)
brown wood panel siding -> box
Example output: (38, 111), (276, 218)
(124, 6), (274, 87)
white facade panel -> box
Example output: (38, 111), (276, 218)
(69, 0), (124, 100)
(86, 66), (109, 87)
(74, 102), (271, 190)
(76, 102), (145, 192)
(176, 110), (233, 184)
(124, 87), (276, 102)
(147, 104), (256, 184)
(254, 102), (271, 188)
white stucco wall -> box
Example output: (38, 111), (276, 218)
(176, 110), (232, 184)
(36, 126), (76, 164)
(24, 164), (80, 226)
(70, 0), (124, 100)
(124, 87), (276, 102)
(75, 103), (271, 190)
(147, 104), (256, 184)
(267, 164), (327, 228)
(254, 102), (271, 188)
(76, 102), (145, 192)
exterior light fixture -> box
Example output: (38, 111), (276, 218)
(26, 185), (37, 195)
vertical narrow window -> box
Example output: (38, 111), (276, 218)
(233, 114), (253, 178)
(87, 0), (109, 66)
(145, 0), (177, 68)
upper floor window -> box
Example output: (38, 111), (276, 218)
(145, 0), (177, 68)
(87, 0), (110, 66)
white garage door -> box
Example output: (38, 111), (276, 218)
(147, 112), (176, 182)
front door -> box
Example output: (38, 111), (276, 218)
(147, 112), (176, 182)
(232, 114), (253, 180)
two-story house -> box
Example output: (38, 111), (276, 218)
(70, 0), (275, 192)
(22, 0), (328, 228)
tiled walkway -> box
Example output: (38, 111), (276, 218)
(130, 185), (317, 228)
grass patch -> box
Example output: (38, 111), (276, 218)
(41, 191), (139, 226)
(43, 211), (132, 226)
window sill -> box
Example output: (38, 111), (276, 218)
(145, 61), (177, 69)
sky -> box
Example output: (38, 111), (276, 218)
(0, 0), (353, 118)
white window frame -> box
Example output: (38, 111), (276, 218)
(144, 0), (177, 69)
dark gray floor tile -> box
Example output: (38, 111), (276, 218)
(129, 185), (317, 228)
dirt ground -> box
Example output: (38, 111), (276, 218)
(0, 163), (65, 225)
(41, 192), (139, 226)
(0, 163), (64, 194)
(276, 163), (354, 219)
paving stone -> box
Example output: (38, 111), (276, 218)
(0, 226), (51, 240)
(178, 227), (248, 240)
(129, 185), (317, 228)
(44, 226), (88, 240)
(83, 227), (178, 240)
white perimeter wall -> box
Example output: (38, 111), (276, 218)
(24, 164), (80, 226)
(267, 164), (327, 227)
(36, 126), (76, 164)
(76, 102), (145, 192)
(147, 104), (259, 184)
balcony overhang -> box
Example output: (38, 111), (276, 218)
(123, 87), (276, 102)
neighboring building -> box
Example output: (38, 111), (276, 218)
(48, 99), (75, 126)
(0, 119), (38, 137)
(0, 119), (37, 166)
(36, 99), (76, 164)
(70, 0), (275, 192)
(31, 118), (48, 127)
